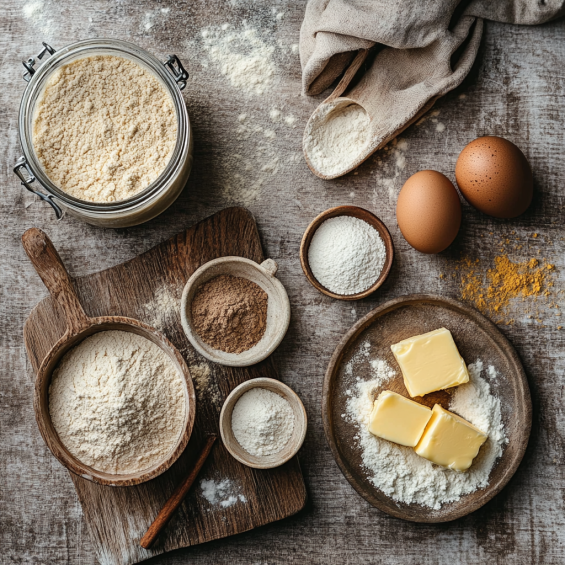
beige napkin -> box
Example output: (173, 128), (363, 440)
(300, 0), (564, 154)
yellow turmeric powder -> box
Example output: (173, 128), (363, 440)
(457, 254), (556, 321)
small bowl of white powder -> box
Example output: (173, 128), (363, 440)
(219, 378), (307, 469)
(300, 206), (394, 300)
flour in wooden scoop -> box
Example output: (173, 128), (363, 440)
(33, 54), (177, 203)
(304, 100), (371, 177)
(49, 331), (185, 474)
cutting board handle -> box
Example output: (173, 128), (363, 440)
(22, 228), (90, 335)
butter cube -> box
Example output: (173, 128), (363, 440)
(415, 404), (488, 471)
(391, 328), (469, 397)
(368, 390), (433, 447)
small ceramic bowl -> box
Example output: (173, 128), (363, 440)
(219, 378), (307, 469)
(180, 257), (291, 367)
(300, 205), (394, 301)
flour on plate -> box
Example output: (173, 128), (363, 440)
(344, 356), (507, 509)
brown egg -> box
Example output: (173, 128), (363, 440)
(396, 170), (461, 254)
(455, 136), (533, 218)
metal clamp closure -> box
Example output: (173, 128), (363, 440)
(22, 42), (56, 82)
(14, 157), (63, 219)
(163, 55), (188, 90)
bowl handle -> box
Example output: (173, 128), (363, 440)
(22, 228), (90, 334)
(260, 258), (278, 277)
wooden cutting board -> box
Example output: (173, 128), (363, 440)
(23, 207), (307, 565)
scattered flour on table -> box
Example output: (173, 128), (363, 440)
(214, 110), (300, 205)
(304, 101), (371, 176)
(199, 23), (276, 96)
(141, 7), (170, 32)
(232, 388), (295, 456)
(196, 14), (297, 97)
(344, 355), (507, 509)
(49, 331), (186, 474)
(218, 113), (280, 203)
(190, 363), (222, 406)
(142, 286), (179, 330)
(269, 108), (297, 128)
(187, 18), (300, 204)
(374, 138), (410, 202)
(22, 1), (59, 37)
(308, 216), (386, 295)
(200, 479), (247, 508)
(416, 109), (441, 127)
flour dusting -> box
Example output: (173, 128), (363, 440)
(200, 479), (247, 508)
(216, 112), (282, 205)
(190, 363), (222, 406)
(142, 286), (179, 330)
(199, 23), (276, 96)
(374, 138), (409, 202)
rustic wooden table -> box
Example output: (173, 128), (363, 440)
(1, 1), (564, 564)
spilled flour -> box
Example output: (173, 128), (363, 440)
(190, 363), (222, 406)
(304, 101), (371, 177)
(199, 23), (276, 96)
(200, 478), (247, 508)
(219, 112), (281, 203)
(186, 17), (301, 204)
(374, 137), (409, 202)
(142, 286), (179, 330)
(344, 354), (507, 509)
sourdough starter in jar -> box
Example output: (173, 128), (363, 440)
(32, 54), (177, 203)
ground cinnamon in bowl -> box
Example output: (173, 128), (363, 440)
(191, 275), (268, 354)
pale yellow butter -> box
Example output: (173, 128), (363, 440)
(390, 328), (469, 397)
(368, 390), (432, 447)
(415, 404), (488, 471)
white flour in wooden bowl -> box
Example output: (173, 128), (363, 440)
(49, 330), (185, 474)
(344, 354), (507, 509)
(308, 216), (386, 295)
(33, 55), (177, 203)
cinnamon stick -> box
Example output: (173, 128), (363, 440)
(140, 435), (217, 549)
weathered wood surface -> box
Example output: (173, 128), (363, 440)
(23, 208), (307, 565)
(1, 0), (564, 563)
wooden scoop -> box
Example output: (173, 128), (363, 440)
(22, 228), (196, 487)
(303, 48), (439, 180)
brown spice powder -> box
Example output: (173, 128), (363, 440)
(191, 275), (268, 354)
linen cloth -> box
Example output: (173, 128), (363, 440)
(300, 0), (565, 135)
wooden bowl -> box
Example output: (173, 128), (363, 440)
(300, 206), (394, 301)
(323, 294), (531, 522)
(180, 257), (291, 367)
(23, 228), (196, 487)
(219, 378), (307, 469)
